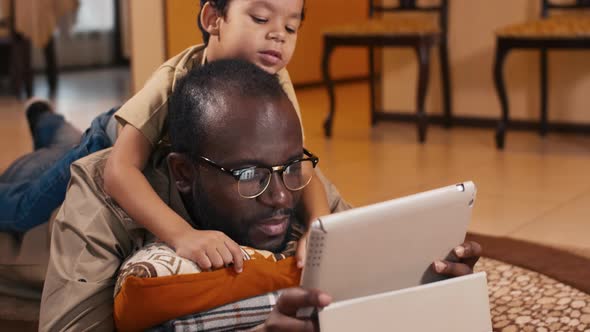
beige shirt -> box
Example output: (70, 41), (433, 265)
(39, 148), (350, 331)
(115, 44), (303, 146)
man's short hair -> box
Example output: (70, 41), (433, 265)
(197, 0), (306, 45)
(169, 59), (288, 160)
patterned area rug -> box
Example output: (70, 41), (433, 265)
(469, 233), (590, 332)
(476, 258), (590, 332)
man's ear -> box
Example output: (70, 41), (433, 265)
(200, 1), (222, 37)
(167, 153), (195, 194)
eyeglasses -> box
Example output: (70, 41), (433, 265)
(197, 148), (319, 199)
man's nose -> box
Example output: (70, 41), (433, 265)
(258, 173), (292, 208)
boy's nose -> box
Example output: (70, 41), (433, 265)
(267, 31), (285, 43)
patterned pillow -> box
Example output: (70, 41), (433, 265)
(114, 224), (304, 332)
(114, 241), (295, 297)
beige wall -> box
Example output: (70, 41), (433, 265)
(166, 0), (203, 57)
(129, 0), (166, 93)
(382, 0), (590, 123)
(288, 0), (369, 84)
(164, 0), (370, 85)
(121, 0), (132, 59)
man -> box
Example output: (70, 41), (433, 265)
(40, 60), (480, 331)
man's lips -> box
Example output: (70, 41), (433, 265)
(254, 215), (289, 237)
(258, 50), (283, 66)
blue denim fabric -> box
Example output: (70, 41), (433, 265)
(0, 109), (116, 233)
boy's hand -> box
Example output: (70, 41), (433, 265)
(295, 232), (309, 269)
(172, 229), (244, 273)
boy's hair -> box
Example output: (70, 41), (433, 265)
(197, 0), (306, 45)
(169, 59), (288, 160)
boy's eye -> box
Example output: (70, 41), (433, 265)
(286, 26), (297, 34)
(251, 16), (268, 24)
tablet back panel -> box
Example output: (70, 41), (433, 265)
(300, 181), (476, 302)
(319, 272), (492, 332)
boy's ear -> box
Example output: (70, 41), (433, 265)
(200, 1), (222, 37)
(167, 153), (195, 194)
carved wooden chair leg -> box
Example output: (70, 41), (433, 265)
(493, 41), (510, 150)
(416, 42), (432, 143)
(369, 45), (378, 127)
(539, 47), (548, 137)
(322, 41), (336, 138)
(440, 38), (452, 128)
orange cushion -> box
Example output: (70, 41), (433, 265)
(114, 256), (301, 332)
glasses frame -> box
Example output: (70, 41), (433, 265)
(197, 148), (319, 198)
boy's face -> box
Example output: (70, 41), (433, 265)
(208, 0), (304, 74)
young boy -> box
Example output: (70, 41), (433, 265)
(104, 0), (330, 273)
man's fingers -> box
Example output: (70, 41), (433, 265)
(266, 315), (316, 332)
(454, 241), (482, 258)
(295, 237), (307, 269)
(454, 241), (482, 268)
(276, 288), (332, 317)
(225, 241), (244, 273)
(433, 260), (473, 277)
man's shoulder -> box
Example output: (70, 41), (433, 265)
(60, 149), (151, 247)
(70, 148), (111, 186)
(68, 148), (131, 223)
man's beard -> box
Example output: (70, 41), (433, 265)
(189, 183), (296, 253)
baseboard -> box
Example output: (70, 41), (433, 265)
(33, 63), (129, 75)
(374, 111), (590, 134)
(294, 75), (369, 90)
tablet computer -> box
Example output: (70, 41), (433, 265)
(300, 181), (477, 302)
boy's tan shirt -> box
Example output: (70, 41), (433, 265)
(115, 44), (303, 146)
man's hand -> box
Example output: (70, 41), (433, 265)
(255, 288), (332, 332)
(295, 231), (309, 269)
(433, 241), (482, 277)
(172, 229), (244, 273)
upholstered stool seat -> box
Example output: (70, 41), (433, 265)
(496, 15), (590, 39)
(492, 3), (590, 150)
(323, 14), (440, 37)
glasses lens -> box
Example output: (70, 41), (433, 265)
(237, 167), (271, 198)
(283, 160), (314, 191)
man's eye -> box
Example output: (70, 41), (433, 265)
(251, 16), (268, 24)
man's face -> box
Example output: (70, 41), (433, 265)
(187, 95), (303, 252)
(208, 0), (303, 74)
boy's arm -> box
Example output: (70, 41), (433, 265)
(104, 125), (187, 242)
(296, 171), (331, 267)
(104, 125), (244, 272)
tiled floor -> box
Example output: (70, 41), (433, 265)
(0, 68), (130, 172)
(297, 83), (590, 256)
(1, 69), (589, 258)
